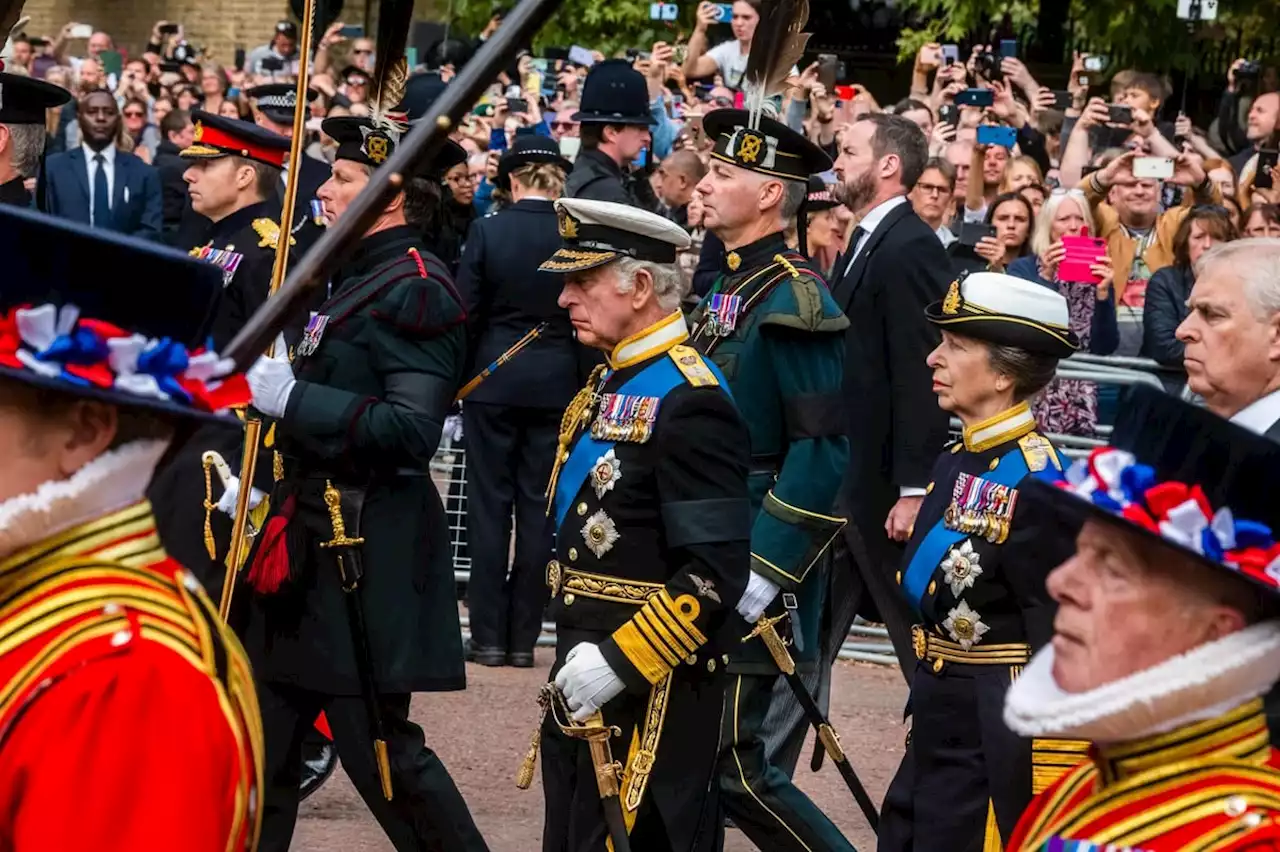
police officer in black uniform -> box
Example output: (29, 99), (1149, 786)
(881, 271), (1084, 852)
(564, 59), (660, 212)
(536, 196), (751, 852)
(456, 135), (577, 667)
(244, 82), (329, 256)
(148, 110), (292, 593)
(235, 107), (488, 851)
(0, 72), (70, 207)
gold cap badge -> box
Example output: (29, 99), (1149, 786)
(192, 121), (204, 142)
(558, 208), (579, 239)
(942, 279), (962, 315)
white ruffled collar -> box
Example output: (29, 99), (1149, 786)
(1004, 621), (1280, 744)
(0, 439), (169, 563)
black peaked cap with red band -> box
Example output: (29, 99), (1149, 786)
(181, 110), (290, 168)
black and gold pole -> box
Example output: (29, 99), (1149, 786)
(218, 0), (318, 621)
(455, 322), (547, 402)
(744, 614), (880, 832)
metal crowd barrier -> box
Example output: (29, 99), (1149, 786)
(440, 354), (1181, 668)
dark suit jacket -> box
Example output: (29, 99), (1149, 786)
(44, 146), (163, 240)
(830, 200), (952, 556)
(152, 139), (202, 243)
(455, 198), (583, 410)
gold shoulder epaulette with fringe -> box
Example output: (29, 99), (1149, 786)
(668, 344), (719, 387)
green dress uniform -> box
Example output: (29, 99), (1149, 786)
(535, 199), (752, 852)
(691, 109), (854, 852)
(879, 273), (1087, 852)
(237, 115), (488, 852)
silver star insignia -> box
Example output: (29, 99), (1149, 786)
(581, 510), (620, 558)
(591, 449), (622, 499)
(940, 540), (984, 597)
(943, 600), (989, 651)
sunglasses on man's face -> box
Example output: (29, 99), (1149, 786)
(551, 121), (576, 130)
(348, 78), (368, 87)
(124, 110), (145, 118)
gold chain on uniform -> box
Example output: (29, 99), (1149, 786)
(544, 364), (608, 514)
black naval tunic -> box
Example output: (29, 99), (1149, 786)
(148, 198), (287, 594)
(879, 401), (1082, 852)
(0, 175), (30, 207)
(238, 224), (488, 851)
(540, 313), (751, 852)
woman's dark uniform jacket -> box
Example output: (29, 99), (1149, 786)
(539, 327), (752, 852)
(878, 274), (1087, 852)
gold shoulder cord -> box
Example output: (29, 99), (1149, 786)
(544, 364), (607, 513)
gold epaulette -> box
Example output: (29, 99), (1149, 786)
(668, 345), (719, 387)
(252, 218), (296, 249)
(1018, 432), (1061, 473)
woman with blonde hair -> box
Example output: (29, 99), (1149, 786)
(1000, 154), (1044, 194)
(1007, 188), (1119, 434)
(455, 136), (580, 670)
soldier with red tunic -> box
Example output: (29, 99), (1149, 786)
(1005, 386), (1280, 851)
(0, 205), (262, 851)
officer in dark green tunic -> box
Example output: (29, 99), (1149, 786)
(237, 111), (489, 852)
(689, 109), (854, 852)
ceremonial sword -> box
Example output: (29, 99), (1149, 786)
(745, 614), (880, 832)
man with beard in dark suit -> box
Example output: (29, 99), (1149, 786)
(829, 113), (953, 678)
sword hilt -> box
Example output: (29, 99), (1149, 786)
(319, 480), (365, 549)
(741, 614), (796, 675)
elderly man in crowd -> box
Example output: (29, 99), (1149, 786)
(1178, 239), (1280, 439)
(1003, 386), (1280, 850)
(536, 197), (751, 851)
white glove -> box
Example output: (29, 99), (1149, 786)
(214, 475), (267, 517)
(736, 570), (780, 623)
(443, 414), (464, 442)
(247, 334), (296, 418)
(554, 642), (626, 722)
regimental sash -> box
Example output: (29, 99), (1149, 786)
(552, 354), (728, 529)
(901, 447), (1030, 612)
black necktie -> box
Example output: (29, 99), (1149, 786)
(843, 226), (867, 279)
(92, 153), (110, 228)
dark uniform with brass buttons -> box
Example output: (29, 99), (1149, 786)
(536, 198), (752, 852)
(879, 273), (1086, 852)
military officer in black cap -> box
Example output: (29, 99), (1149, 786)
(564, 58), (660, 212)
(456, 135), (576, 668)
(689, 108), (854, 852)
(245, 82), (329, 255)
(148, 109), (292, 592)
(533, 196), (751, 852)
(880, 271), (1082, 852)
(0, 71), (70, 207)
(232, 107), (488, 851)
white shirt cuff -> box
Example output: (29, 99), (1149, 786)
(899, 486), (927, 498)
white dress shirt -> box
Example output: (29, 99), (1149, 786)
(1231, 388), (1280, 435)
(83, 142), (118, 225)
(848, 194), (908, 262)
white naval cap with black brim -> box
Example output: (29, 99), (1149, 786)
(926, 271), (1081, 358)
(539, 198), (692, 274)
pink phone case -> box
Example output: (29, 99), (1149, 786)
(1059, 237), (1106, 284)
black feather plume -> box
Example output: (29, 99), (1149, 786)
(370, 0), (416, 135)
(742, 0), (811, 127)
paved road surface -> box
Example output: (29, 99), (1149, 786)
(290, 651), (909, 851)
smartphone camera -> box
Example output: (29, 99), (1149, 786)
(1237, 59), (1263, 80)
(974, 49), (1003, 82)
(1107, 104), (1133, 125)
(1084, 55), (1107, 72)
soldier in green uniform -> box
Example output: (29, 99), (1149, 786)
(234, 109), (488, 851)
(690, 109), (854, 852)
(536, 197), (752, 852)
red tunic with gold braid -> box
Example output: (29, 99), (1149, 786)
(0, 500), (264, 852)
(1008, 698), (1280, 852)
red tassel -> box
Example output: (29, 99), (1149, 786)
(313, 712), (334, 740)
(247, 495), (295, 594)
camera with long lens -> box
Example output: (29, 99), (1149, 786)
(1237, 59), (1263, 80)
(974, 49), (1003, 83)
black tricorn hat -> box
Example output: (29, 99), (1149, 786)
(572, 59), (655, 126)
(1025, 385), (1280, 598)
(0, 205), (246, 423)
(497, 135), (571, 191)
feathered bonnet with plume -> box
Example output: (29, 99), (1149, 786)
(366, 0), (412, 143)
(740, 0), (810, 126)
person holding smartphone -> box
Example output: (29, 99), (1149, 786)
(682, 0), (761, 89)
(1008, 189), (1119, 436)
